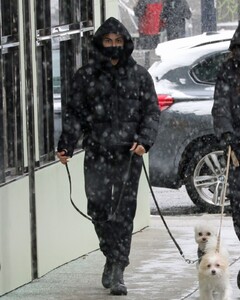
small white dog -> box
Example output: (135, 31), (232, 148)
(194, 223), (218, 260)
(198, 252), (232, 300)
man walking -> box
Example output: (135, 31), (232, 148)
(57, 17), (160, 295)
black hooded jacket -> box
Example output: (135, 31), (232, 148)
(58, 17), (160, 156)
(212, 24), (240, 140)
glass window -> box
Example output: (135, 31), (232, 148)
(191, 51), (230, 84)
(0, 0), (94, 182)
(81, 0), (93, 24)
(0, 0), (23, 184)
(36, 40), (55, 162)
(1, 2), (18, 36)
(36, 0), (94, 162)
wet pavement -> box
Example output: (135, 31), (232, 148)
(1, 214), (240, 300)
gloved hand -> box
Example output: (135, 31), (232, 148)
(220, 132), (240, 166)
(220, 132), (240, 157)
(56, 149), (70, 165)
(220, 132), (235, 148)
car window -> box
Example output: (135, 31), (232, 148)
(190, 51), (230, 84)
(159, 66), (190, 85)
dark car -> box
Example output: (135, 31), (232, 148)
(148, 33), (234, 212)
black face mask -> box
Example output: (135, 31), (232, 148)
(101, 46), (124, 59)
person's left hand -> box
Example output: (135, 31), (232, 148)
(56, 150), (70, 165)
(130, 142), (146, 156)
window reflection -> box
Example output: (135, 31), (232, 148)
(0, 0), (95, 183)
(0, 0), (22, 182)
(52, 44), (62, 146)
(51, 0), (59, 27)
(191, 51), (229, 84)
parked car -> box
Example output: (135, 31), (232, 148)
(148, 32), (234, 212)
(154, 30), (234, 57)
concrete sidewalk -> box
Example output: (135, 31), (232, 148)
(1, 215), (240, 300)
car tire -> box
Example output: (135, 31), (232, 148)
(184, 142), (230, 213)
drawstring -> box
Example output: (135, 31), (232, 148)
(107, 151), (134, 222)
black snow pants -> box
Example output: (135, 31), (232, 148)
(84, 148), (143, 267)
(228, 166), (240, 241)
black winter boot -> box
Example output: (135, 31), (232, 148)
(237, 270), (240, 289)
(110, 264), (127, 295)
(102, 260), (113, 289)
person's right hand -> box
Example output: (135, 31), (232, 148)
(220, 132), (234, 148)
(220, 132), (240, 158)
(56, 150), (70, 165)
(130, 142), (146, 156)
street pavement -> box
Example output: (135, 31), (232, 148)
(1, 211), (240, 300)
(150, 186), (199, 215)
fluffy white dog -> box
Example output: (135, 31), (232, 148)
(194, 223), (229, 261)
(194, 223), (218, 260)
(198, 252), (232, 300)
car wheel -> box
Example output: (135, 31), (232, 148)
(185, 143), (230, 213)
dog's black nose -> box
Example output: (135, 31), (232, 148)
(211, 270), (216, 275)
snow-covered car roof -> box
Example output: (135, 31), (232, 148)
(149, 40), (230, 80)
(149, 40), (230, 99)
(155, 30), (234, 58)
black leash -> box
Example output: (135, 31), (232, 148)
(65, 163), (92, 221)
(141, 161), (197, 265)
(65, 153), (197, 264)
(65, 151), (134, 224)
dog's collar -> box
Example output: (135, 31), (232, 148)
(198, 248), (206, 262)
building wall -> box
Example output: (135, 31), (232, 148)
(0, 152), (150, 296)
(94, 0), (119, 29)
(105, 0), (119, 19)
(0, 178), (32, 295)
